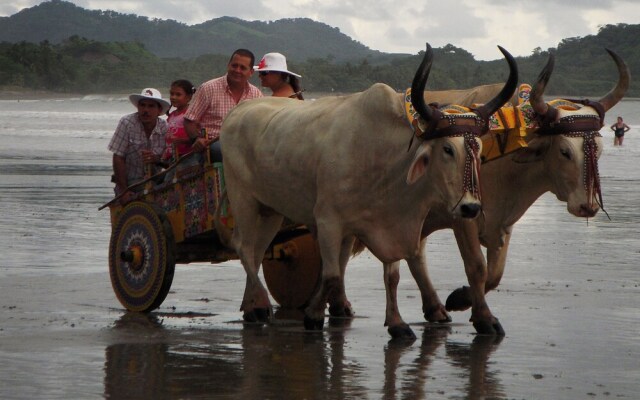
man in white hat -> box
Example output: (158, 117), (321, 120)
(108, 87), (171, 203)
(184, 49), (263, 160)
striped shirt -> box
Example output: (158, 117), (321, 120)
(184, 75), (263, 140)
(108, 113), (167, 185)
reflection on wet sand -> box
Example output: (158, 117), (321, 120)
(104, 313), (245, 399)
(104, 313), (505, 399)
(104, 313), (368, 399)
(383, 325), (504, 399)
(446, 335), (505, 399)
(383, 325), (449, 399)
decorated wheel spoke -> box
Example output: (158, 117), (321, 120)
(108, 202), (175, 312)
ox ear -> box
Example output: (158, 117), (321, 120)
(407, 144), (431, 185)
(512, 136), (551, 163)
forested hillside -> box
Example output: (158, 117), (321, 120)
(0, 1), (637, 97)
(0, 0), (389, 63)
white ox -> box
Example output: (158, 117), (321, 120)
(220, 44), (518, 337)
(380, 49), (630, 335)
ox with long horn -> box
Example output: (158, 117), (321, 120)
(220, 42), (518, 338)
(523, 48), (630, 217)
(408, 43), (518, 213)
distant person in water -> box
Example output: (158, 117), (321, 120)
(254, 52), (304, 100)
(610, 116), (630, 146)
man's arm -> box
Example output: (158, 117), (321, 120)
(184, 118), (199, 141)
(112, 154), (138, 204)
(184, 117), (210, 152)
(112, 154), (129, 195)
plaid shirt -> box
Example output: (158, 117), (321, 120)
(108, 112), (167, 185)
(184, 75), (263, 140)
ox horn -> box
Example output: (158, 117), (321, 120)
(476, 46), (519, 119)
(410, 43), (436, 123)
(529, 53), (555, 116)
(598, 48), (630, 112)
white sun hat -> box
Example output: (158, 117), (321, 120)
(254, 52), (301, 78)
(129, 88), (171, 114)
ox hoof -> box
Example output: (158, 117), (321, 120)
(424, 305), (452, 323)
(473, 318), (505, 336)
(387, 324), (417, 340)
(303, 315), (325, 331)
(329, 303), (354, 318)
(445, 286), (472, 311)
(243, 308), (271, 324)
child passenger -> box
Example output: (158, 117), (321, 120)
(162, 79), (196, 163)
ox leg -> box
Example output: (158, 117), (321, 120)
(228, 195), (282, 323)
(405, 240), (451, 324)
(383, 261), (416, 339)
(451, 220), (504, 335)
(304, 221), (344, 331)
(485, 229), (512, 292)
(328, 236), (355, 318)
(446, 228), (512, 312)
(245, 213), (285, 322)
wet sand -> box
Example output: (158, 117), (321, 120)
(1, 209), (638, 400)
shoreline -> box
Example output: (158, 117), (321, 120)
(3, 88), (640, 102)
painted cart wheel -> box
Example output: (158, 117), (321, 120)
(108, 201), (176, 312)
(263, 233), (322, 309)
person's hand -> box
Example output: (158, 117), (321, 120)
(140, 150), (158, 164)
(192, 137), (213, 152)
(118, 189), (137, 206)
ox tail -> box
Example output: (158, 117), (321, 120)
(214, 190), (234, 249)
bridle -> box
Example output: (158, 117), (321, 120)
(404, 89), (485, 202)
(535, 101), (608, 217)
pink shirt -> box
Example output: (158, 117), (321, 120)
(184, 75), (263, 140)
(163, 109), (191, 160)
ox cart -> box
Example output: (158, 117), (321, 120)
(100, 151), (322, 313)
(100, 85), (533, 316)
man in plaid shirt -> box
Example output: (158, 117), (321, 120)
(108, 88), (171, 204)
(184, 49), (263, 160)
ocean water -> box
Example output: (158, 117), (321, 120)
(1, 94), (638, 274)
(0, 93), (638, 399)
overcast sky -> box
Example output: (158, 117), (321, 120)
(2, 0), (639, 60)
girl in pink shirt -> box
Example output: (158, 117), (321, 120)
(163, 79), (196, 162)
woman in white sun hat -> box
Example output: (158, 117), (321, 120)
(255, 52), (304, 100)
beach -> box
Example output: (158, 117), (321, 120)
(0, 94), (638, 399)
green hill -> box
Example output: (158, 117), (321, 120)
(0, 0), (392, 63)
(0, 1), (637, 97)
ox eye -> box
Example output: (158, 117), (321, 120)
(443, 145), (454, 156)
(560, 148), (571, 160)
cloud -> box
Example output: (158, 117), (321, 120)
(2, 0), (639, 60)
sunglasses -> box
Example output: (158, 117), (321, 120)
(258, 71), (272, 76)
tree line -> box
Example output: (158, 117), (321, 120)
(1, 24), (637, 98)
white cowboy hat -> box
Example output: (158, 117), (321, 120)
(254, 53), (301, 78)
(129, 88), (171, 114)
